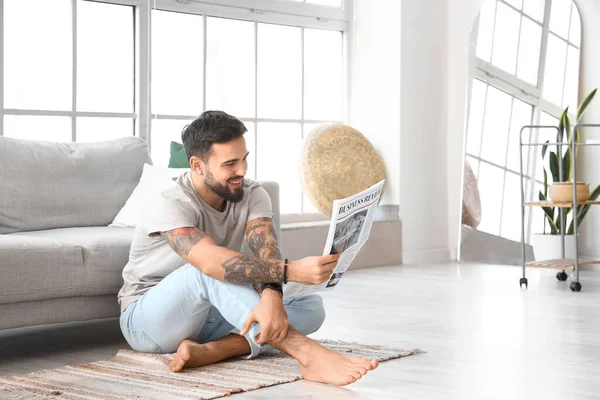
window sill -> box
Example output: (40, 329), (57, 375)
(282, 220), (330, 230)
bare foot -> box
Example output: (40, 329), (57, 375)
(170, 340), (213, 372)
(299, 343), (379, 386)
(170, 335), (250, 372)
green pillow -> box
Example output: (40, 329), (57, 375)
(168, 141), (189, 168)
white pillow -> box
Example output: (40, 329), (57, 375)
(110, 163), (190, 228)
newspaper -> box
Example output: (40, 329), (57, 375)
(283, 179), (385, 298)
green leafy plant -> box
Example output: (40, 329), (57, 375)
(539, 88), (599, 235)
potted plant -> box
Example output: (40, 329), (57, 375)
(532, 88), (600, 260)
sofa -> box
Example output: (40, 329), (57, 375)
(0, 136), (280, 331)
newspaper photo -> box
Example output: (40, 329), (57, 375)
(283, 179), (385, 298)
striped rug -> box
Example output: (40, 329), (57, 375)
(0, 340), (423, 399)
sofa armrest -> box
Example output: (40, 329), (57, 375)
(257, 181), (281, 240)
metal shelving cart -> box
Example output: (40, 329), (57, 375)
(519, 123), (600, 292)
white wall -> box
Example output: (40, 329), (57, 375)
(573, 0), (600, 257)
(350, 0), (483, 264)
(350, 0), (401, 208)
(399, 0), (449, 262)
(447, 0), (484, 260)
(400, 0), (482, 263)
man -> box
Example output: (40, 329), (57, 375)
(117, 111), (378, 386)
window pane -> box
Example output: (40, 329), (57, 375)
(525, 180), (549, 238)
(304, 29), (343, 121)
(569, 5), (581, 47)
(501, 171), (522, 242)
(476, 0), (496, 62)
(478, 162), (505, 236)
(466, 80), (488, 157)
(505, 0), (523, 10)
(206, 18), (255, 119)
(542, 34), (567, 107)
(466, 155), (480, 180)
(534, 113), (560, 183)
(506, 98), (533, 172)
(257, 123), (302, 214)
(152, 11), (203, 116)
(549, 0), (571, 40)
(563, 45), (580, 111)
(306, 0), (342, 6)
(77, 1), (134, 113)
(480, 86), (512, 166)
(4, 115), (72, 142)
(76, 118), (133, 142)
(257, 24), (301, 119)
(523, 0), (545, 22)
(151, 119), (192, 167)
(516, 17), (542, 86)
(4, 0), (72, 110)
(302, 122), (323, 213)
(491, 3), (521, 75)
(540, 112), (560, 126)
(242, 121), (257, 181)
(302, 194), (319, 214)
(303, 122), (333, 138)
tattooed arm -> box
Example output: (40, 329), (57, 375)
(159, 227), (285, 285)
(158, 226), (337, 286)
(244, 217), (284, 294)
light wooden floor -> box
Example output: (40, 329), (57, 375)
(2, 262), (600, 399)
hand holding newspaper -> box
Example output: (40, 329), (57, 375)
(283, 179), (385, 297)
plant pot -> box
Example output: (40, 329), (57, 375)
(531, 233), (578, 261)
(549, 182), (590, 202)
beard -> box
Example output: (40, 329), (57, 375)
(204, 166), (244, 203)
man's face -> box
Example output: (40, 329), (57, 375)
(203, 136), (249, 203)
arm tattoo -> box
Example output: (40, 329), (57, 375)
(245, 218), (284, 292)
(222, 255), (284, 285)
(161, 227), (207, 258)
(245, 217), (283, 260)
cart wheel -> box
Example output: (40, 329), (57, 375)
(556, 271), (568, 281)
(519, 277), (528, 288)
(570, 282), (582, 292)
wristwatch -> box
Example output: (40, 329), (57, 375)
(262, 283), (283, 295)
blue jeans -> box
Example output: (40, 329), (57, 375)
(120, 264), (326, 358)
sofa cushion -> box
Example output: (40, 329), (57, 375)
(0, 136), (152, 234)
(11, 227), (134, 296)
(0, 234), (84, 304)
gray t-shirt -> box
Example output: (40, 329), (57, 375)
(117, 173), (273, 312)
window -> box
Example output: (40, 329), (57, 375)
(3, 0), (135, 142)
(466, 0), (582, 243)
(150, 4), (346, 216)
(1, 0), (348, 219)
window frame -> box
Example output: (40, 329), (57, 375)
(466, 0), (582, 242)
(0, 0), (350, 224)
(144, 0), (350, 223)
(0, 0), (138, 141)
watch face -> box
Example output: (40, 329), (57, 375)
(265, 283), (283, 293)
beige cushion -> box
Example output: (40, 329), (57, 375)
(462, 160), (481, 229)
(300, 124), (385, 217)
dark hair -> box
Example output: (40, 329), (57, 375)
(182, 110), (247, 161)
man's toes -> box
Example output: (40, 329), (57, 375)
(170, 356), (186, 372)
(355, 358), (371, 370)
(369, 359), (379, 370)
(342, 375), (357, 386)
(351, 370), (362, 380)
(359, 367), (368, 376)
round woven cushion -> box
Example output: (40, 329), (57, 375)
(462, 159), (481, 229)
(300, 124), (386, 217)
